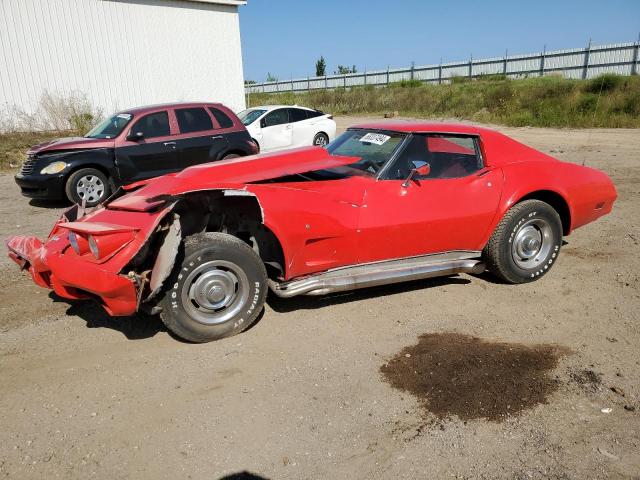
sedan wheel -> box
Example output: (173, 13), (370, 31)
(313, 133), (329, 147)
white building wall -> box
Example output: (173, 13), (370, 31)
(0, 0), (246, 126)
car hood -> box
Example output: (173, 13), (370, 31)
(28, 136), (115, 155)
(107, 146), (361, 211)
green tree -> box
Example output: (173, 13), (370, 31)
(266, 72), (277, 82)
(335, 65), (357, 74)
(315, 56), (326, 77)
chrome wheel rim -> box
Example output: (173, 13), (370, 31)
(181, 260), (249, 325)
(511, 218), (553, 269)
(314, 135), (328, 146)
(76, 175), (105, 204)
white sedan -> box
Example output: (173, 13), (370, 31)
(237, 105), (337, 153)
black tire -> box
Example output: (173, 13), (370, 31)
(483, 200), (563, 284)
(313, 132), (329, 147)
(222, 153), (241, 160)
(65, 168), (110, 207)
(158, 232), (268, 343)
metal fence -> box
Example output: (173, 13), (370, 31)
(245, 40), (640, 94)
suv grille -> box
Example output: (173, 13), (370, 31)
(20, 156), (36, 175)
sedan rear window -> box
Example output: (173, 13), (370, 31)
(176, 107), (213, 133)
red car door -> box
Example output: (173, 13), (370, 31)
(356, 134), (503, 263)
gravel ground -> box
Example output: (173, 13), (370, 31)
(0, 117), (639, 479)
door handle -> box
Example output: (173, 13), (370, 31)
(211, 135), (224, 140)
(163, 141), (176, 147)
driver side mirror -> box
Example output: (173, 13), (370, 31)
(126, 131), (144, 141)
(260, 118), (267, 128)
(402, 163), (431, 187)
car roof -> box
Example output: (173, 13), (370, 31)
(120, 102), (225, 116)
(349, 120), (494, 135)
(245, 105), (318, 112)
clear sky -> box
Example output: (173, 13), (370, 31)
(239, 0), (640, 82)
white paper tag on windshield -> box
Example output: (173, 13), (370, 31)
(359, 133), (390, 145)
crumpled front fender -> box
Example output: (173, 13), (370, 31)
(6, 235), (50, 287)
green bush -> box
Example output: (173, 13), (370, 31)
(248, 74), (640, 128)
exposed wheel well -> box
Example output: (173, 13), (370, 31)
(170, 191), (286, 279)
(517, 190), (571, 235)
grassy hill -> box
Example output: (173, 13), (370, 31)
(247, 74), (640, 128)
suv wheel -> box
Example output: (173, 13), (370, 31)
(158, 232), (268, 343)
(65, 168), (110, 207)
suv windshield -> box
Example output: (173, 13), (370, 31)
(237, 109), (266, 126)
(325, 129), (407, 176)
(85, 113), (133, 139)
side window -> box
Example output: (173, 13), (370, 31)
(262, 109), (289, 127)
(387, 134), (482, 180)
(306, 110), (324, 119)
(130, 111), (170, 139)
(425, 135), (482, 178)
(288, 108), (308, 123)
(209, 107), (234, 129)
(175, 107), (213, 134)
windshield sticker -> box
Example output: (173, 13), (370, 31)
(359, 133), (390, 145)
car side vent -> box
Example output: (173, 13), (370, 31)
(20, 156), (36, 175)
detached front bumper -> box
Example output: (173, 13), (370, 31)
(6, 233), (138, 317)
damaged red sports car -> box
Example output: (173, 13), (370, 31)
(6, 122), (616, 342)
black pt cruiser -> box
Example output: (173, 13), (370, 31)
(15, 102), (259, 206)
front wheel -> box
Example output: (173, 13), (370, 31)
(483, 200), (563, 284)
(158, 233), (267, 343)
(65, 168), (110, 207)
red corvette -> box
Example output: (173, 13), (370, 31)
(7, 122), (616, 342)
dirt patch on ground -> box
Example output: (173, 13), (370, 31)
(381, 333), (567, 422)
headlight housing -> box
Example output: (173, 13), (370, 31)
(40, 161), (68, 175)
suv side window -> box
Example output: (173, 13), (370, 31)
(130, 111), (170, 139)
(209, 107), (234, 129)
(387, 134), (482, 180)
(288, 108), (308, 123)
(176, 107), (213, 134)
(263, 109), (289, 127)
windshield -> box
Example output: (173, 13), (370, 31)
(85, 113), (133, 139)
(324, 129), (407, 177)
(237, 109), (267, 126)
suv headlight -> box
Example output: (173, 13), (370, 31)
(40, 161), (68, 175)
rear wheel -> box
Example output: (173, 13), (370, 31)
(483, 200), (563, 284)
(222, 153), (241, 160)
(158, 233), (267, 343)
(65, 168), (110, 207)
(313, 132), (329, 147)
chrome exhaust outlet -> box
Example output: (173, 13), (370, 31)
(269, 251), (485, 298)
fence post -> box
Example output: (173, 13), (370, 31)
(364, 68), (367, 85)
(438, 58), (442, 84)
(632, 33), (640, 76)
(582, 39), (592, 80)
(386, 65), (390, 85)
(503, 49), (508, 75)
(291, 75), (294, 92)
(344, 74), (347, 88)
(410, 61), (415, 80)
(540, 45), (546, 77)
(307, 76), (310, 92)
(324, 75), (328, 90)
(469, 54), (473, 78)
